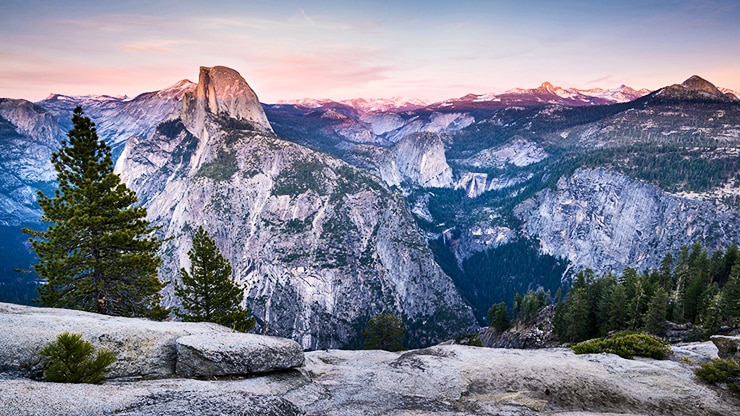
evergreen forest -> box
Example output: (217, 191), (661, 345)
(494, 242), (740, 343)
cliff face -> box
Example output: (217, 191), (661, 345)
(382, 132), (454, 188)
(0, 99), (64, 225)
(182, 66), (273, 139)
(515, 168), (740, 274)
(116, 67), (476, 349)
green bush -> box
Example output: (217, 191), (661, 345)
(571, 332), (670, 360)
(38, 332), (116, 384)
(455, 333), (483, 347)
(695, 358), (740, 394)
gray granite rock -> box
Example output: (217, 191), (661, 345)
(711, 335), (740, 359)
(670, 341), (719, 364)
(2, 302), (738, 415)
(116, 390), (303, 416)
(176, 333), (304, 377)
(0, 302), (231, 379)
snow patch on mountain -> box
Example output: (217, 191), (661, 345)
(276, 97), (429, 114)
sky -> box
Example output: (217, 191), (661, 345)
(1, 0), (739, 103)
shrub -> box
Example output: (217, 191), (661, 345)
(695, 358), (740, 394)
(38, 332), (116, 384)
(571, 332), (671, 360)
(455, 333), (483, 347)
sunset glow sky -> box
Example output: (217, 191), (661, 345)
(2, 0), (739, 103)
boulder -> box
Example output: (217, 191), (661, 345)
(175, 333), (304, 377)
(478, 305), (559, 349)
(711, 335), (740, 359)
(670, 341), (719, 364)
(0, 302), (231, 379)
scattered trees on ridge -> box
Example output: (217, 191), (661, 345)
(551, 242), (740, 342)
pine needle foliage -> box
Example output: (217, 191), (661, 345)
(38, 332), (116, 384)
(24, 106), (165, 318)
(695, 358), (740, 394)
(487, 302), (510, 332)
(571, 332), (671, 360)
(175, 226), (256, 332)
(363, 313), (404, 351)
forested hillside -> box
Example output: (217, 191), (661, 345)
(493, 242), (740, 343)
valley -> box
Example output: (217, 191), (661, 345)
(1, 66), (740, 345)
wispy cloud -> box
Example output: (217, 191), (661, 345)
(299, 8), (316, 26)
(584, 75), (615, 86)
(120, 39), (183, 53)
(0, 0), (739, 101)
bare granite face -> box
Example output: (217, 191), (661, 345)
(515, 167), (740, 274)
(2, 342), (738, 415)
(175, 333), (304, 378)
(0, 302), (232, 380)
(115, 66), (476, 350)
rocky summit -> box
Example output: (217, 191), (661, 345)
(1, 303), (738, 416)
(115, 66), (476, 349)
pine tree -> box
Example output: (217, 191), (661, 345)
(684, 275), (706, 324)
(720, 243), (738, 286)
(702, 292), (723, 336)
(721, 263), (740, 321)
(488, 302), (510, 332)
(659, 252), (674, 289)
(363, 313), (404, 351)
(643, 287), (668, 335)
(565, 288), (591, 342)
(25, 106), (164, 318)
(175, 226), (255, 332)
(512, 292), (523, 319)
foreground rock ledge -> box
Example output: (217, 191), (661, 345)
(176, 333), (304, 377)
(0, 302), (232, 379)
(4, 345), (740, 415)
(1, 303), (738, 415)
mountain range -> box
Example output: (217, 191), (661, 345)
(1, 67), (739, 348)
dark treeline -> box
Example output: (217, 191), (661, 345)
(488, 243), (740, 342)
(569, 144), (740, 194)
(494, 242), (740, 343)
(431, 236), (567, 325)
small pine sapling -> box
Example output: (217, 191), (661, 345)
(38, 332), (116, 384)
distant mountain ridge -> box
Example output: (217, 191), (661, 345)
(275, 81), (650, 114)
(1, 70), (739, 331)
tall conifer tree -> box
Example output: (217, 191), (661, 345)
(363, 313), (404, 351)
(175, 226), (256, 332)
(25, 106), (164, 318)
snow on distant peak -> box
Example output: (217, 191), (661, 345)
(276, 97), (429, 113)
(501, 82), (649, 103)
(43, 93), (127, 102)
(341, 97), (429, 113)
(274, 98), (335, 108)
